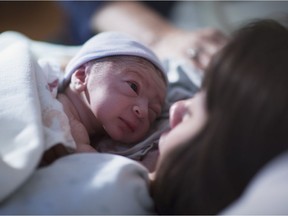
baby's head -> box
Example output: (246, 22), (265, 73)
(62, 32), (167, 144)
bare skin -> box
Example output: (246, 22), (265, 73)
(57, 92), (97, 153)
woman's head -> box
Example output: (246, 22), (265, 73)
(152, 19), (288, 214)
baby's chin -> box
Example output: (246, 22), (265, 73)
(128, 130), (151, 143)
(111, 133), (147, 145)
(105, 128), (137, 143)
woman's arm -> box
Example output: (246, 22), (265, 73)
(91, 1), (228, 70)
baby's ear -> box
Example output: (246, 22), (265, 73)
(70, 65), (87, 92)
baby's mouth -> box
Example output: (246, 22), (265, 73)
(119, 117), (136, 133)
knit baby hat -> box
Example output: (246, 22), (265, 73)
(62, 31), (167, 89)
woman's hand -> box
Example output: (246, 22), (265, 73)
(152, 27), (229, 70)
(92, 1), (229, 71)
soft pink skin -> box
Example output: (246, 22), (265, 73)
(158, 92), (207, 161)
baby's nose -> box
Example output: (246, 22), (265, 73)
(133, 105), (148, 119)
(169, 100), (187, 129)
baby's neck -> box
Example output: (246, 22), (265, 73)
(60, 87), (104, 136)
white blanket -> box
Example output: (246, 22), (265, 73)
(0, 39), (44, 202)
(0, 33), (76, 202)
(0, 153), (154, 214)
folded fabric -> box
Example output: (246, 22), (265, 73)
(0, 32), (76, 202)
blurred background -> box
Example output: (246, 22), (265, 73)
(0, 1), (288, 44)
(0, 1), (65, 42)
(171, 1), (288, 34)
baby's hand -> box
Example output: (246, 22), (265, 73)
(38, 143), (72, 167)
(76, 143), (98, 153)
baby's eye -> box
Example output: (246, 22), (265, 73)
(128, 81), (138, 93)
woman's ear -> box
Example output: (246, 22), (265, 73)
(70, 65), (88, 92)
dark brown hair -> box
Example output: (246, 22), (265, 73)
(151, 19), (288, 214)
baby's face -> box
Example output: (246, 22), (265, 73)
(85, 56), (167, 144)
